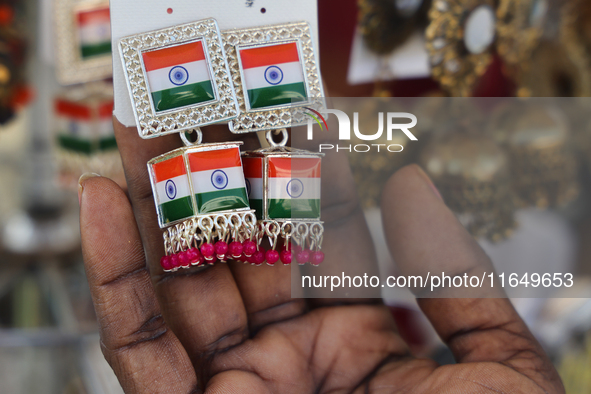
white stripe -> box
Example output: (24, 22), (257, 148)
(97, 119), (114, 137)
(268, 178), (320, 200)
(191, 166), (246, 195)
(56, 117), (93, 138)
(246, 177), (263, 200)
(79, 23), (111, 45)
(155, 174), (191, 204)
(146, 60), (211, 93)
(243, 61), (304, 91)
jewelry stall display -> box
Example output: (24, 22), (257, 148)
(357, 0), (431, 55)
(53, 0), (112, 85)
(419, 129), (516, 241)
(488, 104), (579, 208)
(53, 82), (123, 188)
(560, 0), (591, 97)
(425, 0), (497, 96)
(0, 0), (31, 124)
(496, 0), (547, 96)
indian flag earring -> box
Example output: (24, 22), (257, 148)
(53, 0), (113, 85)
(221, 22), (326, 266)
(119, 19), (258, 272)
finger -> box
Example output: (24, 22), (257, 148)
(114, 118), (250, 376)
(292, 110), (382, 304)
(381, 165), (562, 390)
(79, 175), (197, 393)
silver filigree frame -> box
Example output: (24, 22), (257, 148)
(222, 22), (325, 134)
(119, 19), (239, 139)
(54, 0), (113, 85)
(148, 142), (251, 228)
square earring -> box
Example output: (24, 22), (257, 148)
(221, 21), (325, 134)
(119, 18), (239, 139)
(54, 0), (113, 85)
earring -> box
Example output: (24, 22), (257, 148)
(119, 18), (257, 272)
(221, 22), (326, 265)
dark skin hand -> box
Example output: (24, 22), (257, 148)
(79, 118), (565, 393)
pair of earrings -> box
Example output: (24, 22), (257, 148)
(119, 18), (326, 271)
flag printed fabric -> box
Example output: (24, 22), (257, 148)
(142, 41), (215, 112)
(243, 157), (264, 218)
(239, 42), (307, 110)
(151, 155), (195, 225)
(268, 157), (321, 219)
(188, 147), (249, 214)
(77, 7), (112, 59)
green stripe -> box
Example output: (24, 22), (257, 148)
(80, 42), (112, 59)
(196, 187), (249, 214)
(268, 198), (320, 219)
(159, 196), (194, 224)
(58, 135), (118, 154)
(152, 80), (214, 112)
(58, 135), (93, 154)
(250, 199), (263, 219)
(247, 82), (307, 109)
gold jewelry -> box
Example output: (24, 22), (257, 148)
(425, 0), (497, 96)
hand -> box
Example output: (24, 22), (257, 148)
(79, 118), (564, 393)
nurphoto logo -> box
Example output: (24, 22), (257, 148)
(305, 109), (417, 153)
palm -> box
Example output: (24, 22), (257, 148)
(79, 120), (563, 393)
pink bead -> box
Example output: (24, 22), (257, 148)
(200, 243), (215, 260)
(295, 249), (311, 265)
(215, 241), (229, 255)
(280, 250), (292, 265)
(311, 251), (325, 266)
(178, 250), (191, 268)
(243, 240), (257, 257)
(229, 241), (243, 258)
(266, 250), (280, 265)
(252, 249), (265, 266)
(160, 255), (172, 271)
(239, 253), (248, 263)
(170, 253), (181, 268)
(185, 248), (203, 266)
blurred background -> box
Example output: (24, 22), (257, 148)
(1, 0), (591, 392)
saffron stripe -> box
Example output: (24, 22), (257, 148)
(242, 157), (263, 178)
(239, 42), (300, 69)
(247, 82), (307, 109)
(159, 196), (195, 224)
(188, 147), (242, 172)
(143, 41), (206, 72)
(55, 100), (91, 120)
(151, 80), (214, 112)
(77, 8), (110, 25)
(268, 198), (320, 219)
(196, 188), (250, 214)
(268, 157), (321, 178)
(152, 155), (186, 183)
